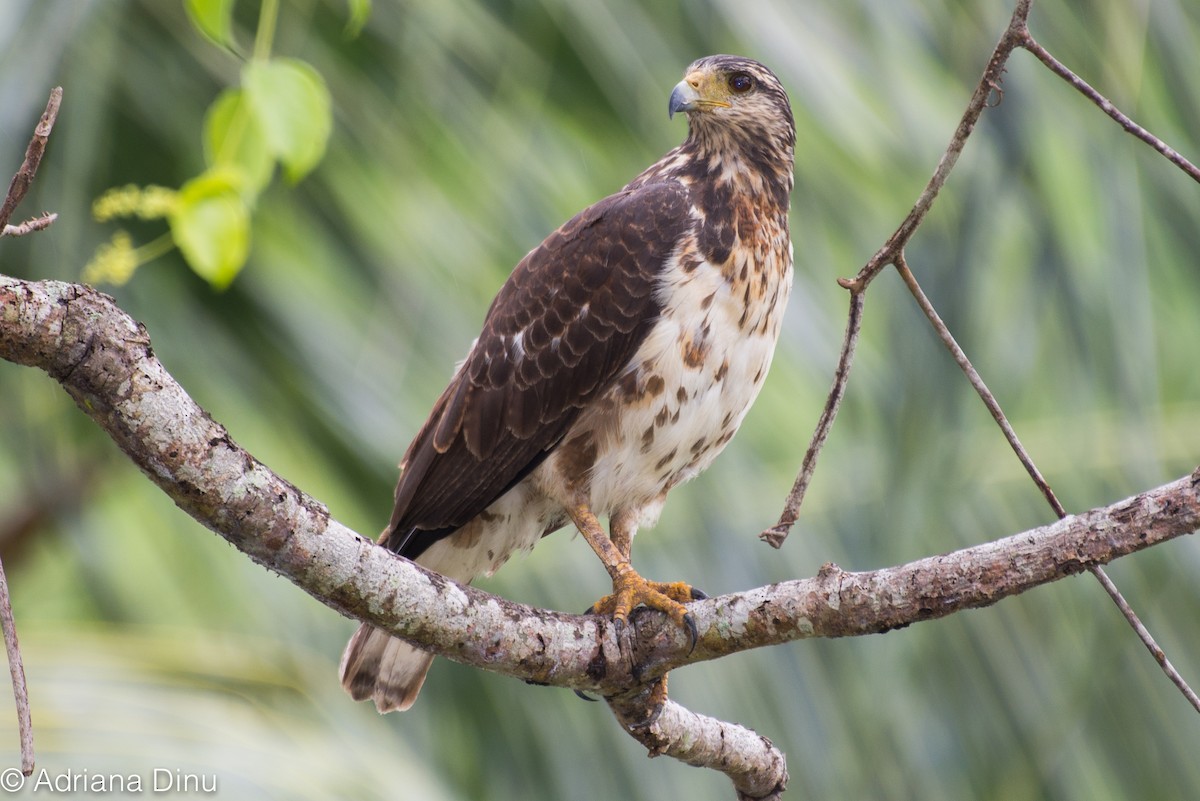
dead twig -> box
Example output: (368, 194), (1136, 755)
(1089, 564), (1200, 715)
(893, 249), (1200, 718)
(0, 557), (32, 775)
(2, 213), (58, 238)
(761, 291), (863, 547)
(0, 88), (62, 233)
(776, 0), (1200, 727)
(0, 88), (62, 779)
(892, 253), (1066, 517)
(981, 14), (1200, 732)
(767, 1), (1037, 547)
(1017, 32), (1200, 185)
(841, 0), (1034, 294)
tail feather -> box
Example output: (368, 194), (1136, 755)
(340, 488), (549, 712)
(339, 624), (434, 713)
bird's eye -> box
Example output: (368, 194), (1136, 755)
(728, 73), (755, 94)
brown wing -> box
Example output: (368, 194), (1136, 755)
(384, 181), (692, 558)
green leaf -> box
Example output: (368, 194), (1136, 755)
(203, 88), (275, 199)
(242, 58), (332, 183)
(184, 0), (236, 48)
(344, 0), (371, 38)
(169, 169), (250, 289)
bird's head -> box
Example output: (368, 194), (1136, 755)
(667, 55), (795, 189)
(669, 55), (794, 141)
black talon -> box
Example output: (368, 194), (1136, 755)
(683, 612), (699, 653)
(689, 587), (708, 601)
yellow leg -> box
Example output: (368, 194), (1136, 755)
(567, 503), (702, 648)
(609, 509), (636, 561)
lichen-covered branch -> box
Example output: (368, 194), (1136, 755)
(0, 277), (607, 688)
(608, 682), (789, 801)
(3, 274), (1198, 793)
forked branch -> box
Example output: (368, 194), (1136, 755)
(770, 0), (1200, 729)
(766, 0), (1038, 545)
(0, 87), (61, 234)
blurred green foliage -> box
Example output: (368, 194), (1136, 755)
(1, 1), (1198, 799)
(86, 0), (334, 288)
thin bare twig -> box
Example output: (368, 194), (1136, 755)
(0, 558), (33, 775)
(1088, 564), (1200, 714)
(761, 291), (864, 547)
(893, 254), (1066, 517)
(1018, 32), (1200, 185)
(1011, 20), (1200, 725)
(0, 88), (61, 780)
(894, 253), (1200, 714)
(1, 213), (58, 238)
(767, 1), (1037, 549)
(0, 88), (62, 233)
(842, 0), (1033, 293)
(895, 22), (1200, 710)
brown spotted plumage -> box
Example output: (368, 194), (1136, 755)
(341, 55), (795, 712)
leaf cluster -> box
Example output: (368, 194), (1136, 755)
(85, 0), (339, 288)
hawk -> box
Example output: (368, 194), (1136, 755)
(341, 55), (795, 712)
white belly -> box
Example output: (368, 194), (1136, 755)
(542, 241), (793, 527)
(423, 241), (792, 580)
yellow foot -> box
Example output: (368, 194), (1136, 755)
(586, 564), (706, 650)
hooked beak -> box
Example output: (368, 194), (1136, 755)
(668, 80), (701, 119)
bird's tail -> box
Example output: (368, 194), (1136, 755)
(339, 490), (547, 712)
(339, 623), (433, 713)
(338, 521), (485, 713)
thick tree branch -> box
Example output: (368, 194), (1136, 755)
(608, 682), (788, 801)
(2, 274), (1198, 791)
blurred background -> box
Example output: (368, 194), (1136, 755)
(1, 0), (1199, 798)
